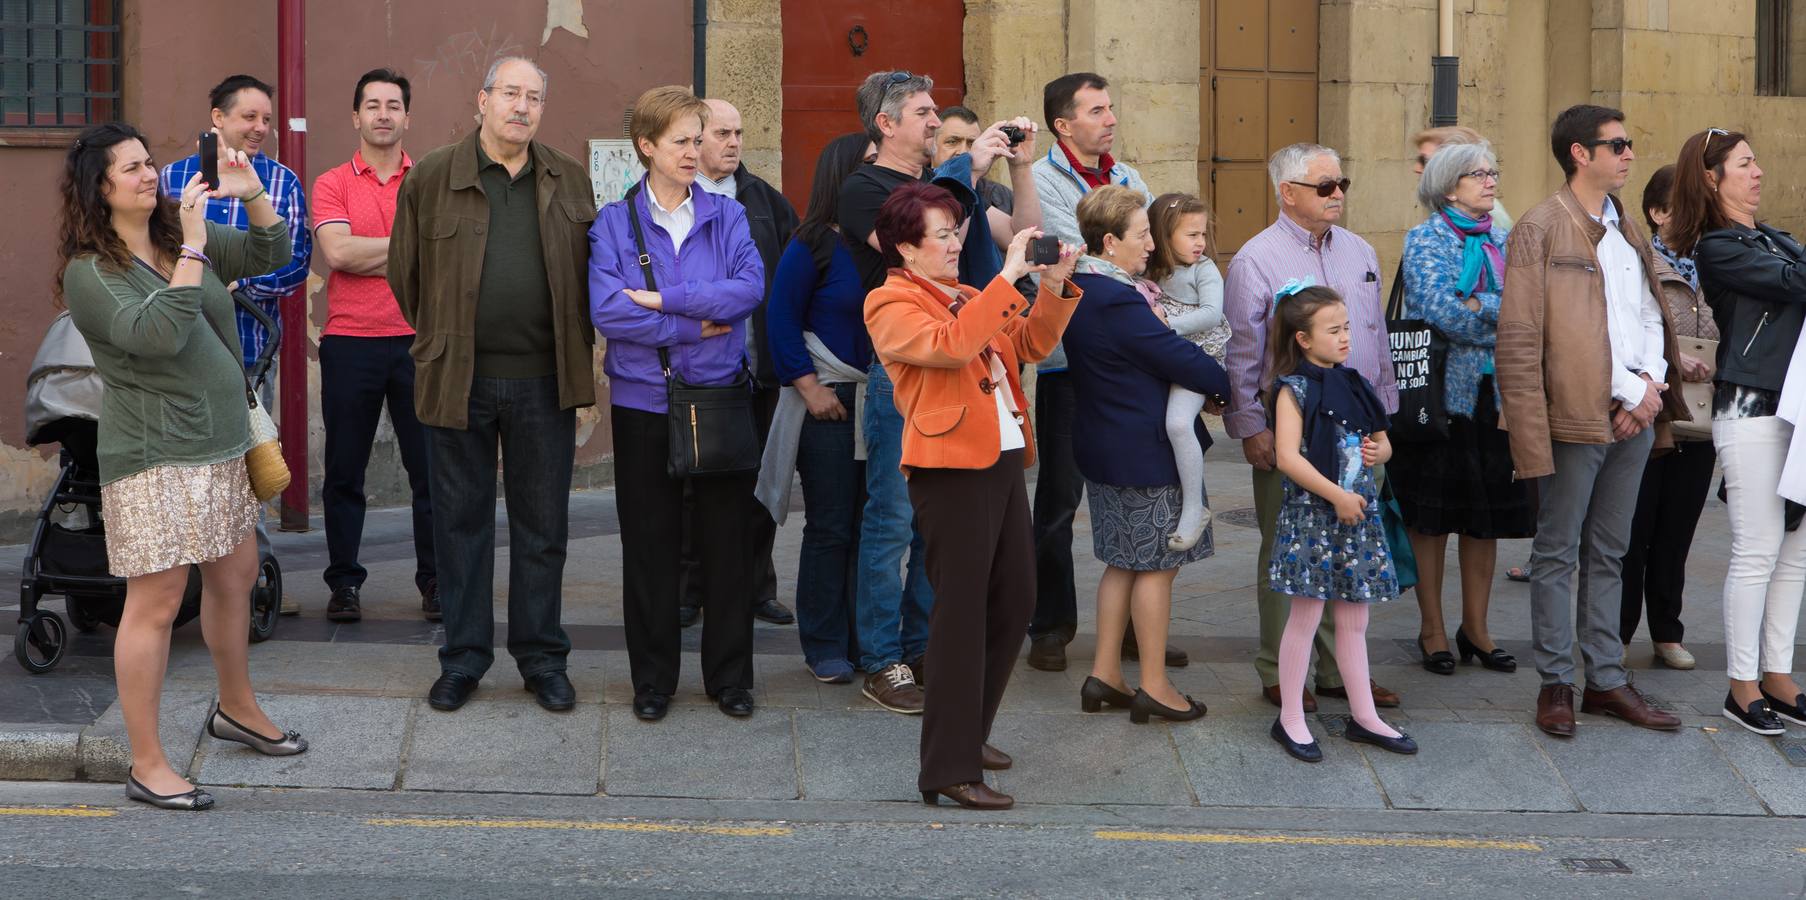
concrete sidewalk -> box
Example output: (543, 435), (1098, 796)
(2, 437), (1803, 818)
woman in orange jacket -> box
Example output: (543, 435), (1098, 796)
(864, 181), (1083, 810)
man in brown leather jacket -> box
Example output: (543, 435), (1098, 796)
(1496, 105), (1691, 739)
(388, 56), (597, 715)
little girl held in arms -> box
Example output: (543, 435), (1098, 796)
(1147, 193), (1232, 552)
(1263, 281), (1418, 763)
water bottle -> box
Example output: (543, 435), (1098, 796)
(1338, 432), (1364, 493)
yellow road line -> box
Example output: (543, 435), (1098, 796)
(1096, 830), (1540, 852)
(366, 817), (790, 837)
(0, 806), (115, 818)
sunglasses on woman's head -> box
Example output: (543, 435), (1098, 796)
(1704, 127), (1730, 155)
(1582, 137), (1634, 156)
(1287, 178), (1352, 198)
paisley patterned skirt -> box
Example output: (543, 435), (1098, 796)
(100, 459), (260, 578)
(1086, 480), (1214, 572)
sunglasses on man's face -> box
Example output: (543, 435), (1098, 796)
(1582, 137), (1634, 156)
(1287, 178), (1351, 198)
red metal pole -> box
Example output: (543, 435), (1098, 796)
(276, 0), (309, 531)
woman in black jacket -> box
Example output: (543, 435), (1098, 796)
(1668, 128), (1806, 737)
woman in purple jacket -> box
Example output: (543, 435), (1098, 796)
(589, 86), (765, 722)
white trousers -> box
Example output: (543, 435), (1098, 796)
(1714, 415), (1806, 681)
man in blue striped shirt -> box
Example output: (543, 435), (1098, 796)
(160, 73), (311, 614)
(161, 74), (312, 371)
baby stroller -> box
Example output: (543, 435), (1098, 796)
(16, 300), (283, 674)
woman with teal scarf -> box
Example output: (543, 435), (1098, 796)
(1392, 141), (1534, 679)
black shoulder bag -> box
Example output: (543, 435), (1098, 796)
(624, 184), (760, 477)
(1384, 259), (1449, 442)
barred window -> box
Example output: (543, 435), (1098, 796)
(0, 0), (121, 130)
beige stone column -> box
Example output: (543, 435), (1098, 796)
(705, 0), (784, 186)
(963, 0), (1068, 130)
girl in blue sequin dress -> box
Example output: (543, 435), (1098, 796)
(1263, 284), (1416, 763)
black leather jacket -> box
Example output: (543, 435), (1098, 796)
(1695, 222), (1806, 392)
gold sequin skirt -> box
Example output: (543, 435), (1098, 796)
(100, 459), (260, 578)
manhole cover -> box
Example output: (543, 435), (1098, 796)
(1216, 507), (1259, 528)
(1779, 738), (1806, 767)
(1561, 859), (1631, 875)
(1315, 713), (1350, 736)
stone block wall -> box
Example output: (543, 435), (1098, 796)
(706, 0), (784, 187)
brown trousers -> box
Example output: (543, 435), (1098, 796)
(908, 449), (1035, 791)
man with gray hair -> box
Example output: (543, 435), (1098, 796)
(1223, 141), (1402, 714)
(389, 56), (597, 714)
(837, 69), (1038, 715)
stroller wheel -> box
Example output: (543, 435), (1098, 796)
(249, 555), (281, 643)
(14, 611), (68, 674)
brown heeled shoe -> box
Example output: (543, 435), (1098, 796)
(921, 781), (1014, 810)
(981, 743), (1012, 770)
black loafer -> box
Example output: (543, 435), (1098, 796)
(753, 599), (795, 625)
(1270, 718), (1322, 763)
(1759, 688), (1806, 727)
(1344, 719), (1418, 755)
(1725, 692), (1785, 735)
(326, 586), (362, 623)
(524, 671), (576, 711)
(427, 671), (479, 711)
(677, 606), (701, 629)
(715, 687), (755, 718)
(633, 692), (670, 722)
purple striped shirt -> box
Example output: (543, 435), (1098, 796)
(1222, 214), (1399, 439)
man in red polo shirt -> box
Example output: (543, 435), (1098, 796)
(311, 67), (436, 623)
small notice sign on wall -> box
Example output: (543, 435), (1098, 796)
(588, 139), (644, 210)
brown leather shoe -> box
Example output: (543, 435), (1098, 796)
(1262, 684), (1317, 713)
(1580, 684), (1682, 731)
(1536, 684), (1576, 737)
(862, 664), (925, 715)
(922, 781), (1014, 810)
(981, 743), (1012, 771)
(1315, 680), (1401, 709)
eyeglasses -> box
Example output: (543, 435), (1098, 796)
(485, 85), (545, 108)
(1415, 154), (1429, 168)
(1287, 178), (1351, 198)
(1704, 126), (1730, 155)
(888, 71), (915, 84)
(1582, 137), (1634, 156)
(1458, 169), (1501, 183)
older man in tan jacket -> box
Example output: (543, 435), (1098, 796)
(1496, 105), (1691, 740)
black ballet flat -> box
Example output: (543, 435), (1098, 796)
(1080, 676), (1135, 713)
(1269, 718), (1322, 763)
(1344, 719), (1418, 755)
(1456, 627), (1516, 672)
(1418, 637), (1456, 676)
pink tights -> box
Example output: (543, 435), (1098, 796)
(1277, 597), (1400, 744)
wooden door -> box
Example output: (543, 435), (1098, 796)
(779, 1), (965, 214)
(1201, 0), (1319, 262)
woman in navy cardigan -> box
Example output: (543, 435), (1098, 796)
(1062, 186), (1231, 725)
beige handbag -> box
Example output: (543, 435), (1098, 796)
(245, 401), (291, 502)
(1673, 336), (1716, 441)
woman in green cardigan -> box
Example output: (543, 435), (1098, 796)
(56, 123), (308, 810)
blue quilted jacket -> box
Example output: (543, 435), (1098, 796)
(1401, 214), (1507, 417)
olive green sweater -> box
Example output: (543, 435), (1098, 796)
(61, 220), (291, 485)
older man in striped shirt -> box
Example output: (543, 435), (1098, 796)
(1223, 142), (1401, 713)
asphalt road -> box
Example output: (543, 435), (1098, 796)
(0, 783), (1801, 898)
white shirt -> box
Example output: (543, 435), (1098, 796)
(1593, 203), (1669, 410)
(649, 185), (697, 253)
(990, 352), (1026, 452)
(697, 170), (737, 198)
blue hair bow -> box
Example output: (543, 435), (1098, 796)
(1271, 276), (1316, 312)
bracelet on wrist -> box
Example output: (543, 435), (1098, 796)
(179, 244), (210, 264)
(243, 187), (267, 204)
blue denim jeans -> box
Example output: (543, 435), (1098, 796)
(428, 375), (574, 681)
(856, 363), (934, 671)
(795, 381), (864, 667)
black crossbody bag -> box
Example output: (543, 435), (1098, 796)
(624, 184), (760, 477)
